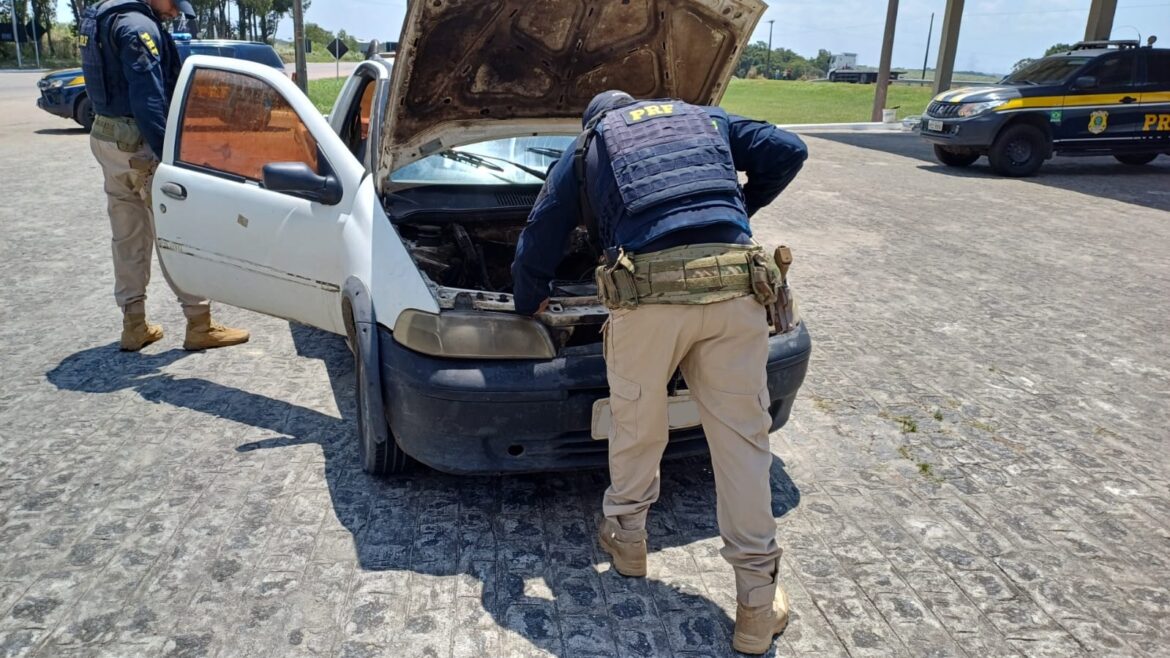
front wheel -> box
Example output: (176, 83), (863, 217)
(353, 324), (412, 476)
(988, 124), (1047, 177)
(1114, 153), (1159, 166)
(74, 95), (94, 132)
(933, 145), (980, 167)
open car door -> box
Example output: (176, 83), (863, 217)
(152, 55), (365, 335)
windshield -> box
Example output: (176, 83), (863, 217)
(180, 44), (286, 70)
(390, 135), (576, 185)
(1002, 56), (1092, 85)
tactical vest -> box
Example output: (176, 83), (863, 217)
(578, 100), (749, 251)
(80, 0), (176, 116)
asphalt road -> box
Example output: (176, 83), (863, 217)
(306, 62), (360, 80)
(1, 71), (1169, 657)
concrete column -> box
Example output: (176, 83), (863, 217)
(1084, 0), (1118, 41)
(871, 0), (899, 122)
(932, 0), (964, 95)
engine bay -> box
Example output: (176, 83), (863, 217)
(397, 219), (598, 295)
(397, 217), (608, 349)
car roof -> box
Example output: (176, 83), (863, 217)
(182, 39), (275, 48)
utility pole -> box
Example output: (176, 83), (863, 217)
(12, 4), (23, 68)
(292, 0), (308, 93)
(921, 12), (934, 81)
(871, 0), (898, 122)
(29, 0), (41, 69)
(765, 19), (774, 80)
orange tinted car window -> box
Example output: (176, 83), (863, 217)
(178, 68), (318, 181)
(359, 82), (376, 140)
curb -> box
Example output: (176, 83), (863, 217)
(777, 121), (918, 133)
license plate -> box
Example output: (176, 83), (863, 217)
(927, 119), (944, 133)
(591, 393), (701, 440)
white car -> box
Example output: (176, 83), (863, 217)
(151, 0), (811, 475)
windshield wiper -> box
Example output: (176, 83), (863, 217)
(526, 147), (564, 159)
(440, 150), (505, 172)
(440, 150), (548, 181)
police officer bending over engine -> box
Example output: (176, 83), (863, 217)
(81, 0), (249, 351)
(511, 91), (808, 655)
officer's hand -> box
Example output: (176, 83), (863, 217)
(533, 299), (550, 316)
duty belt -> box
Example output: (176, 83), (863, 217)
(595, 243), (774, 309)
(595, 241), (798, 332)
(91, 115), (143, 152)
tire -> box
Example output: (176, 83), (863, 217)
(74, 95), (94, 132)
(1114, 153), (1158, 166)
(353, 323), (411, 476)
(988, 123), (1048, 177)
(933, 145), (980, 168)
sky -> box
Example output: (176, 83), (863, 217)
(58, 0), (1170, 76)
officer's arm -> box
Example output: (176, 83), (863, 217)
(511, 155), (583, 316)
(726, 114), (809, 217)
(114, 17), (169, 159)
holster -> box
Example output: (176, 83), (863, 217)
(594, 249), (640, 310)
(92, 115), (144, 153)
(764, 245), (796, 333)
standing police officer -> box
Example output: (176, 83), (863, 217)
(81, 0), (249, 351)
(511, 90), (807, 655)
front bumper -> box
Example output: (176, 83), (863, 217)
(378, 322), (812, 475)
(919, 113), (1004, 148)
(36, 89), (76, 119)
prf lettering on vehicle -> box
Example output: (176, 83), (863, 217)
(1143, 114), (1170, 131)
(624, 104), (675, 123)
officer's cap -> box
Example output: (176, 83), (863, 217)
(175, 0), (196, 18)
(583, 90), (635, 128)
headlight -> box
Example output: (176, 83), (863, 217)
(957, 100), (1006, 118)
(48, 79), (65, 89)
(393, 310), (557, 359)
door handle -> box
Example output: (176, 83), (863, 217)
(1120, 96), (1138, 104)
(160, 182), (187, 200)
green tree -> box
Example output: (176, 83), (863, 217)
(1012, 57), (1035, 72)
(1044, 42), (1074, 56)
(812, 48), (832, 76)
(304, 21), (332, 45)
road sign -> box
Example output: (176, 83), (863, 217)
(327, 38), (348, 60)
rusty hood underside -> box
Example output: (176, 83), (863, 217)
(378, 0), (766, 181)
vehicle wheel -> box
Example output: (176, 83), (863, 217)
(74, 95), (94, 132)
(353, 325), (411, 476)
(988, 123), (1047, 177)
(1114, 153), (1158, 166)
(933, 145), (980, 167)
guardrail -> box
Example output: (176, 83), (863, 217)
(893, 79), (999, 87)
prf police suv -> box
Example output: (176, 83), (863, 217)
(921, 38), (1170, 176)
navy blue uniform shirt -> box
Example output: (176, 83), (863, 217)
(510, 107), (808, 315)
(88, 2), (179, 158)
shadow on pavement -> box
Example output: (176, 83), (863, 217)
(35, 127), (87, 136)
(47, 323), (800, 656)
(809, 131), (1170, 213)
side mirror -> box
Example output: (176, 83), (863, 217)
(1075, 76), (1098, 90)
(262, 162), (343, 205)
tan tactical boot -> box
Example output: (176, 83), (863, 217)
(732, 586), (790, 655)
(183, 312), (250, 351)
(598, 517), (647, 577)
(120, 314), (164, 352)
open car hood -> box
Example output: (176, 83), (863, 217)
(378, 0), (766, 182)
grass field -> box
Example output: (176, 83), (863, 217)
(306, 78), (940, 124)
(308, 77), (347, 114)
(721, 79), (936, 123)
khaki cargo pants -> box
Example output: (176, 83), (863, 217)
(89, 136), (209, 318)
(602, 295), (782, 606)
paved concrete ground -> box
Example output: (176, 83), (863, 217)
(2, 69), (1169, 657)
